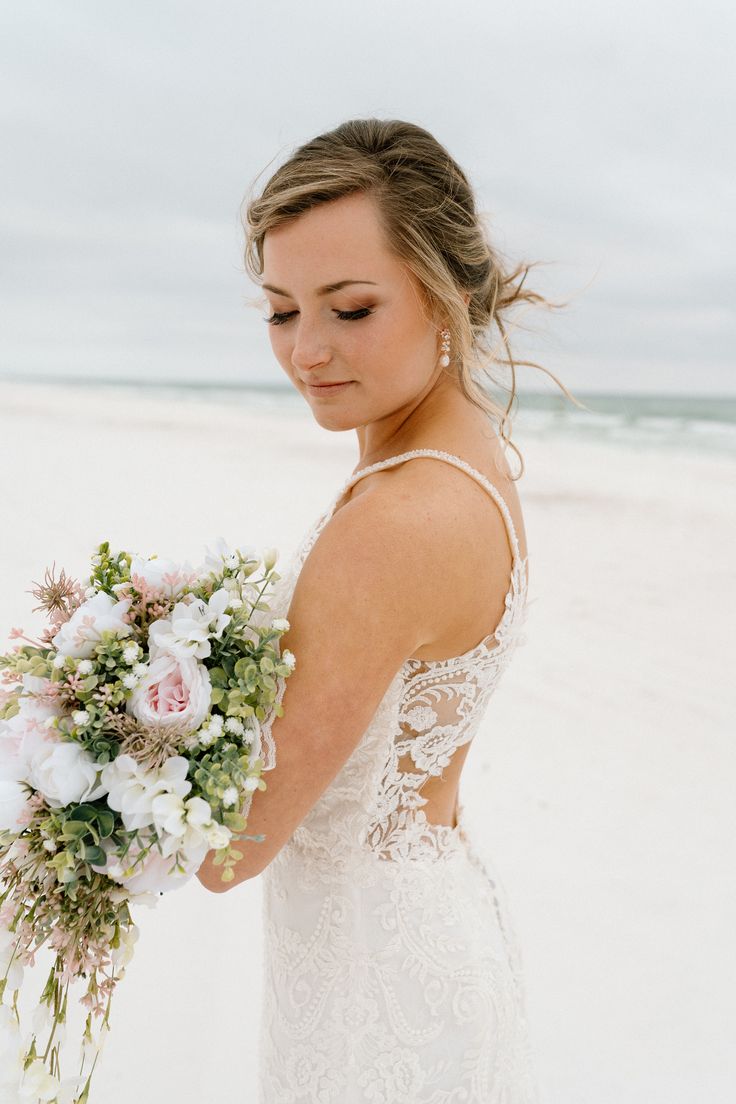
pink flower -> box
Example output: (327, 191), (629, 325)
(127, 653), (211, 734)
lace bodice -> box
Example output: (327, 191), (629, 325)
(253, 448), (530, 870)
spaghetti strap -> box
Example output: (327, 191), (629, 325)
(332, 448), (524, 564)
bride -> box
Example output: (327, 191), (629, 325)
(197, 117), (567, 1103)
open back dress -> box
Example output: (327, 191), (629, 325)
(252, 449), (542, 1103)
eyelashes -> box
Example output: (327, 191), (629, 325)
(264, 307), (374, 326)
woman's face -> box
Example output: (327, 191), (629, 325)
(260, 190), (444, 432)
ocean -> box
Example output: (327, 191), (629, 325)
(2, 373), (735, 458)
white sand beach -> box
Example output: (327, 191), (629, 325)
(0, 378), (734, 1104)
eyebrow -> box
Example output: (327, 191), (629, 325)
(261, 279), (378, 298)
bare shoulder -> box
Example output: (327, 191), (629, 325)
(287, 471), (453, 659)
(294, 447), (523, 662)
(330, 446), (527, 660)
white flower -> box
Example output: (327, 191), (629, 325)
(90, 824), (209, 895)
(262, 548), (278, 572)
(243, 776), (259, 793)
(122, 644), (140, 664)
(184, 795), (215, 830)
(122, 673), (139, 690)
(228, 596), (243, 611)
(100, 754), (192, 832)
(72, 710), (90, 726)
(221, 786), (238, 808)
(282, 649), (296, 669)
(133, 662), (148, 677)
(163, 794), (225, 855)
(147, 588), (231, 661)
(52, 653), (66, 669)
(110, 928), (138, 971)
(204, 822), (231, 850)
(0, 945), (23, 991)
(224, 717), (244, 735)
(31, 1003), (53, 1037)
(271, 617), (290, 631)
(113, 554), (197, 598)
(25, 730), (106, 808)
(150, 792), (187, 838)
(197, 727), (215, 748)
(126, 652), (211, 734)
(202, 537), (257, 575)
(0, 677), (63, 830)
(19, 1057), (60, 1101)
(52, 591), (134, 659)
(0, 675), (102, 825)
(0, 776), (30, 835)
(76, 659), (94, 675)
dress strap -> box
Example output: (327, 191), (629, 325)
(330, 448), (523, 564)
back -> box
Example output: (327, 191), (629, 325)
(344, 450), (529, 862)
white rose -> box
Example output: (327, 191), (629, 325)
(0, 679), (67, 829)
(113, 554), (197, 599)
(147, 588), (231, 661)
(51, 592), (133, 659)
(25, 730), (106, 808)
(126, 652), (211, 734)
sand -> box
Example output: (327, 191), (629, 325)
(0, 379), (733, 1103)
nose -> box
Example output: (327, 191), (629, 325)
(289, 316), (331, 375)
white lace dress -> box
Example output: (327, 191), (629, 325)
(253, 449), (542, 1103)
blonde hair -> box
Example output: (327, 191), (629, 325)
(242, 117), (583, 480)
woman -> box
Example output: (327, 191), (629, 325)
(197, 118), (569, 1102)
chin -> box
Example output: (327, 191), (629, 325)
(310, 409), (360, 433)
(303, 399), (359, 433)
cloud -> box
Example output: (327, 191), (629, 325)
(1, 0), (733, 394)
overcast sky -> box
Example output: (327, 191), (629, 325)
(1, 0), (733, 395)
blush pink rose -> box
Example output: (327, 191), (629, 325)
(127, 653), (211, 733)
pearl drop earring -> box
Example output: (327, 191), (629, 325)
(439, 329), (451, 368)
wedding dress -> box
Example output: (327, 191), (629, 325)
(253, 449), (542, 1103)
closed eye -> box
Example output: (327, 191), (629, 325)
(264, 308), (374, 326)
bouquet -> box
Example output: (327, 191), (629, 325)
(0, 537), (294, 1102)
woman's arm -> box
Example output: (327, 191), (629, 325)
(195, 481), (445, 893)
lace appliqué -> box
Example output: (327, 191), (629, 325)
(366, 551), (529, 864)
